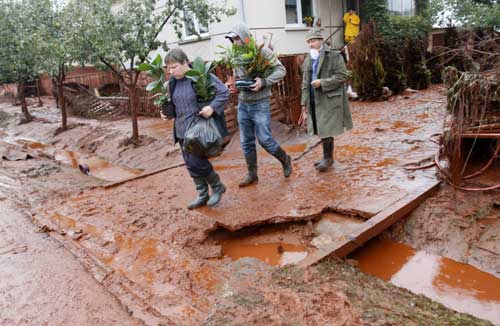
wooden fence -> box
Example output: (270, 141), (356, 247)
(65, 71), (119, 90)
(62, 54), (305, 131)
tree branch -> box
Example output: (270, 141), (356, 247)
(153, 3), (177, 41)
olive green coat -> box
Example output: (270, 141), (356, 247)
(301, 47), (353, 138)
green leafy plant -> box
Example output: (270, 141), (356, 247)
(185, 57), (215, 102)
(138, 54), (169, 107)
(217, 35), (275, 78)
(350, 20), (386, 100)
(303, 15), (314, 25)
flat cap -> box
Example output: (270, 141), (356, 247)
(306, 28), (324, 42)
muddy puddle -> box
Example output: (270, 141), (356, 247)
(216, 212), (363, 267)
(215, 221), (310, 267)
(217, 214), (500, 324)
(53, 150), (142, 182)
(3, 137), (143, 182)
(351, 238), (500, 324)
(221, 242), (308, 267)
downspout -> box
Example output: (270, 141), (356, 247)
(239, 0), (247, 24)
(329, 0), (332, 37)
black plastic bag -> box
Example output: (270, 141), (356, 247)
(184, 116), (223, 157)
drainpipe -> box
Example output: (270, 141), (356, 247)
(239, 0), (247, 24)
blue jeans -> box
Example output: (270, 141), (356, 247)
(237, 99), (280, 155)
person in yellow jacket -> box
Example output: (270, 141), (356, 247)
(343, 9), (360, 43)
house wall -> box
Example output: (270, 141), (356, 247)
(148, 0), (346, 61)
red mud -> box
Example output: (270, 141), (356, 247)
(352, 238), (500, 324)
(0, 200), (140, 326)
(1, 86), (497, 325)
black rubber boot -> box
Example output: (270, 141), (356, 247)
(273, 147), (292, 178)
(316, 137), (334, 172)
(239, 151), (259, 187)
(187, 177), (209, 209)
(206, 171), (226, 207)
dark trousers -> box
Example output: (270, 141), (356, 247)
(179, 140), (214, 178)
(309, 90), (318, 135)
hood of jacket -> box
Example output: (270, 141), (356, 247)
(229, 23), (252, 42)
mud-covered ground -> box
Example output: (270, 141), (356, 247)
(0, 87), (498, 325)
(0, 200), (141, 325)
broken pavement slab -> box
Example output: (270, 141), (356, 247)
(298, 180), (441, 268)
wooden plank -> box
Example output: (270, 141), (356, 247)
(297, 181), (440, 268)
(461, 133), (500, 139)
(102, 162), (185, 189)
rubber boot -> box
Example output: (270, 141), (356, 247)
(238, 151), (259, 187)
(272, 147), (292, 178)
(187, 177), (209, 209)
(206, 171), (226, 207)
(316, 137), (334, 172)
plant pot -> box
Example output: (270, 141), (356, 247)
(161, 101), (175, 118)
(197, 100), (213, 110)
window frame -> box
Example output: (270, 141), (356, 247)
(182, 10), (210, 41)
(285, 0), (317, 28)
(387, 0), (416, 16)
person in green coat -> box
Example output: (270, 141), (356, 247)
(299, 28), (353, 172)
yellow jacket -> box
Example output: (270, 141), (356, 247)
(343, 12), (360, 40)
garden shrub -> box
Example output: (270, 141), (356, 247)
(350, 20), (386, 100)
(403, 38), (431, 90)
(378, 40), (407, 94)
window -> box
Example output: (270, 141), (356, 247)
(285, 0), (314, 25)
(183, 10), (209, 38)
(387, 0), (416, 16)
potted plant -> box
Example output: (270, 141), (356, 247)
(138, 54), (173, 116)
(184, 57), (216, 107)
(217, 36), (276, 91)
(303, 16), (314, 27)
(139, 55), (216, 115)
(138, 54), (169, 106)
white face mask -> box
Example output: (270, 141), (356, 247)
(310, 48), (320, 60)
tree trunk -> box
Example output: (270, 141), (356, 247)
(128, 85), (139, 140)
(58, 81), (67, 131)
(19, 83), (33, 122)
(36, 78), (43, 107)
(58, 66), (68, 131)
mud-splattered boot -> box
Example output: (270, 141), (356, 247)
(273, 147), (292, 178)
(316, 137), (334, 172)
(206, 171), (226, 207)
(238, 151), (259, 187)
(187, 177), (209, 209)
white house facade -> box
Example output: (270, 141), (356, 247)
(150, 0), (348, 60)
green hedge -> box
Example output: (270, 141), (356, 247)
(378, 15), (431, 42)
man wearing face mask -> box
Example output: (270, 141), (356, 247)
(299, 28), (353, 172)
